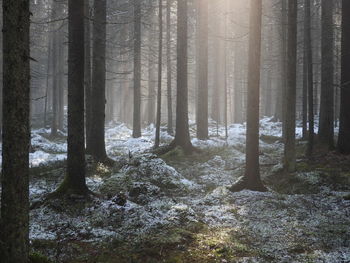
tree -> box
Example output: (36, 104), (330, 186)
(168, 0), (193, 153)
(89, 0), (108, 161)
(230, 0), (266, 192)
(318, 0), (334, 150)
(133, 0), (142, 138)
(166, 0), (173, 135)
(304, 0), (314, 156)
(196, 0), (209, 140)
(283, 0), (297, 173)
(0, 0), (30, 261)
(85, 0), (93, 153)
(337, 0), (350, 154)
(53, 0), (89, 196)
(155, 0), (163, 148)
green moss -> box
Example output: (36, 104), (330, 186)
(29, 252), (52, 263)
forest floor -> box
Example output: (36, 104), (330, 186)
(2, 118), (350, 263)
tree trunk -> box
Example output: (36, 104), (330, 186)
(284, 0), (297, 172)
(58, 29), (65, 132)
(305, 0), (314, 156)
(196, 0), (209, 140)
(318, 0), (334, 150)
(55, 0), (89, 195)
(51, 32), (58, 137)
(281, 0), (288, 140)
(170, 0), (193, 152)
(147, 13), (156, 125)
(166, 0), (173, 135)
(133, 0), (142, 138)
(0, 0), (30, 261)
(155, 0), (163, 148)
(85, 0), (93, 153)
(243, 0), (265, 190)
(337, 0), (350, 154)
(90, 0), (108, 161)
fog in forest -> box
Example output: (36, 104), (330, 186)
(1, 0), (350, 262)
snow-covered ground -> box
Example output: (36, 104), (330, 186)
(2, 118), (350, 262)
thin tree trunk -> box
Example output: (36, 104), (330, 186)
(337, 0), (350, 154)
(305, 0), (314, 156)
(58, 29), (64, 132)
(281, 0), (288, 141)
(155, 0), (163, 148)
(196, 0), (208, 140)
(85, 0), (93, 152)
(133, 0), (142, 138)
(44, 37), (52, 128)
(284, 0), (297, 172)
(166, 0), (173, 135)
(51, 32), (58, 137)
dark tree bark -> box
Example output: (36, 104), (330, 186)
(337, 0), (350, 154)
(133, 0), (142, 138)
(54, 0), (89, 195)
(58, 29), (65, 132)
(155, 0), (163, 148)
(0, 0), (30, 261)
(196, 0), (209, 140)
(281, 0), (288, 140)
(168, 0), (193, 152)
(85, 0), (93, 153)
(318, 0), (334, 150)
(89, 0), (108, 161)
(230, 0), (266, 192)
(44, 37), (52, 128)
(51, 31), (58, 137)
(305, 0), (314, 156)
(166, 0), (173, 135)
(284, 0), (297, 172)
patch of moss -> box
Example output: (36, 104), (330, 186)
(29, 252), (52, 263)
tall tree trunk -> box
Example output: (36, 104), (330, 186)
(318, 0), (334, 150)
(85, 0), (93, 152)
(196, 0), (208, 140)
(0, 0), (30, 261)
(231, 0), (266, 192)
(166, 0), (173, 135)
(133, 0), (142, 138)
(58, 29), (65, 132)
(284, 0), (297, 172)
(55, 0), (89, 195)
(51, 32), (58, 137)
(147, 13), (156, 125)
(233, 41), (243, 124)
(337, 0), (350, 154)
(302, 6), (308, 140)
(170, 0), (193, 152)
(44, 37), (52, 128)
(155, 0), (163, 148)
(305, 0), (314, 156)
(90, 0), (108, 161)
(281, 0), (288, 141)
